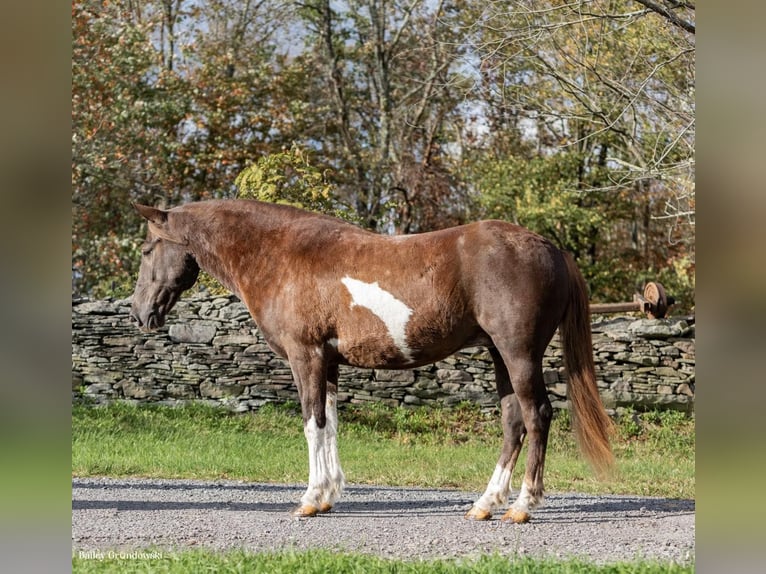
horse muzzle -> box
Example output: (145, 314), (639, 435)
(129, 307), (165, 331)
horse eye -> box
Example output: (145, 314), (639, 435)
(142, 239), (159, 256)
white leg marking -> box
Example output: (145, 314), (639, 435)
(473, 464), (512, 512)
(301, 416), (329, 508)
(340, 276), (414, 361)
(323, 393), (345, 506)
(511, 480), (543, 513)
(301, 403), (345, 510)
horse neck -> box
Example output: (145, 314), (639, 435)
(185, 209), (278, 299)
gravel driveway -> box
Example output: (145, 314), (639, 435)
(72, 477), (694, 565)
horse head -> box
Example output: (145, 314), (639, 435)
(129, 204), (199, 331)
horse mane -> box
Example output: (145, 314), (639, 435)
(177, 199), (362, 230)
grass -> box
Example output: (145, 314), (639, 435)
(72, 401), (694, 499)
(71, 548), (693, 573)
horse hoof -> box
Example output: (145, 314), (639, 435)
(319, 502), (333, 513)
(501, 508), (531, 524)
(464, 506), (492, 521)
(292, 504), (319, 518)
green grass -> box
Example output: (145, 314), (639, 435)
(71, 548), (693, 574)
(72, 401), (694, 499)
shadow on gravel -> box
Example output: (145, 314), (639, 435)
(72, 479), (301, 492)
(71, 498), (471, 516)
(73, 479), (442, 494)
(72, 499), (293, 513)
(528, 495), (695, 525)
(72, 479), (694, 522)
(334, 495), (697, 523)
(322, 502), (472, 517)
(549, 495), (695, 514)
(71, 480), (472, 516)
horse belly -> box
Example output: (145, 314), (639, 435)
(335, 337), (412, 369)
(334, 314), (481, 370)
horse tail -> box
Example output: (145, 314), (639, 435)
(560, 251), (614, 476)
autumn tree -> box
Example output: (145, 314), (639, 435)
(72, 0), (297, 296)
(456, 0), (695, 305)
(72, 0), (191, 296)
(294, 0), (474, 233)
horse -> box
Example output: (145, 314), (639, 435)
(129, 198), (613, 523)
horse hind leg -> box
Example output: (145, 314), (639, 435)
(499, 353), (552, 524)
(466, 348), (527, 521)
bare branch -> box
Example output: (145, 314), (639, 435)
(632, 0), (695, 34)
(389, 0), (423, 54)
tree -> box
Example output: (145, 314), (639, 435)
(462, 1), (694, 189)
(72, 0), (296, 296)
(456, 0), (695, 305)
(295, 0), (474, 232)
(72, 0), (191, 296)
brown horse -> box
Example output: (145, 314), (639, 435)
(129, 199), (613, 522)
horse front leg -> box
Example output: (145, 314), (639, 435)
(466, 349), (526, 520)
(289, 352), (345, 518)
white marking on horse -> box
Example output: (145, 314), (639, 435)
(473, 463), (512, 512)
(301, 403), (345, 510)
(340, 276), (414, 362)
(324, 393), (345, 504)
(512, 480), (543, 513)
(301, 415), (328, 509)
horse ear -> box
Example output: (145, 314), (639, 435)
(148, 221), (183, 244)
(134, 203), (185, 244)
(134, 203), (168, 225)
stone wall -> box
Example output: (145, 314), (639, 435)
(72, 294), (695, 413)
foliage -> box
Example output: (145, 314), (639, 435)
(462, 0), (694, 203)
(195, 145), (365, 295)
(235, 145), (361, 224)
(72, 0), (295, 297)
(471, 152), (606, 255)
(459, 0), (695, 305)
(72, 548), (694, 574)
(467, 146), (694, 306)
(469, 149), (677, 304)
(72, 1), (181, 297)
(656, 255), (695, 315)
